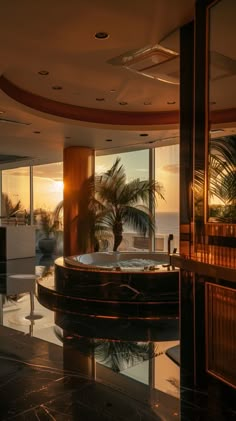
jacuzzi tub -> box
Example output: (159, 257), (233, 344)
(65, 251), (171, 271)
(37, 252), (179, 319)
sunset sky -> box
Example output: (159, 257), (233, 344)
(1, 145), (179, 214)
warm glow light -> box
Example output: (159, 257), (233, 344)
(53, 180), (64, 192)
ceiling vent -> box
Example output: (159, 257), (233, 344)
(109, 44), (179, 85)
(0, 154), (31, 164)
(0, 117), (31, 126)
(210, 51), (236, 81)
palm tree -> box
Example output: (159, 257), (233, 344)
(1, 193), (22, 218)
(93, 157), (164, 251)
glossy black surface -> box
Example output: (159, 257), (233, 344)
(0, 256), (236, 420)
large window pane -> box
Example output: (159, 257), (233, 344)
(95, 150), (149, 251)
(155, 144), (179, 252)
(33, 162), (63, 257)
(33, 163), (63, 215)
(1, 167), (30, 224)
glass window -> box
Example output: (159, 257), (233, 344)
(95, 150), (149, 251)
(155, 144), (179, 252)
(1, 167), (30, 224)
(33, 162), (63, 216)
(33, 162), (63, 257)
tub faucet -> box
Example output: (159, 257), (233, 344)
(168, 234), (174, 255)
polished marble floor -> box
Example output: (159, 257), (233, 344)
(0, 256), (235, 420)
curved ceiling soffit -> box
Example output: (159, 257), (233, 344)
(0, 75), (179, 127)
(1, 76), (235, 127)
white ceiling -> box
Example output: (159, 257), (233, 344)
(1, 0), (224, 167)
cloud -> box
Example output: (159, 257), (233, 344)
(161, 164), (179, 174)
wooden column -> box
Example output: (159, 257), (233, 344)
(63, 147), (95, 256)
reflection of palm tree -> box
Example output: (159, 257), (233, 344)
(209, 137), (236, 202)
(93, 157), (164, 251)
(195, 136), (236, 222)
(94, 340), (162, 372)
(55, 333), (162, 373)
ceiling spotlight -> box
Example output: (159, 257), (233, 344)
(139, 133), (149, 137)
(105, 139), (112, 142)
(52, 85), (62, 90)
(38, 70), (49, 76)
(96, 97), (105, 101)
(95, 32), (109, 39)
(119, 101), (128, 105)
(167, 101), (176, 105)
(33, 131), (41, 134)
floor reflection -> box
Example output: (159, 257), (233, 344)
(0, 256), (181, 420)
(0, 256), (234, 420)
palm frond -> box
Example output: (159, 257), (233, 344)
(121, 205), (155, 236)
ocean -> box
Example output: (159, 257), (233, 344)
(155, 212), (179, 239)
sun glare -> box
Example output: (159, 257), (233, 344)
(53, 180), (64, 192)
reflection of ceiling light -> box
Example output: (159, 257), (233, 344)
(210, 129), (224, 133)
(96, 97), (105, 101)
(156, 77), (179, 85)
(0, 110), (5, 114)
(110, 89), (116, 93)
(52, 86), (62, 90)
(119, 101), (128, 105)
(144, 101), (152, 105)
(38, 70), (49, 76)
(167, 101), (176, 104)
(95, 32), (109, 39)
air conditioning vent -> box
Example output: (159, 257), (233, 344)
(0, 155), (31, 164)
(109, 44), (179, 85)
(0, 118), (31, 126)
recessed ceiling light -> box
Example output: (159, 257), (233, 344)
(139, 133), (148, 137)
(96, 97), (105, 101)
(38, 70), (49, 76)
(144, 101), (152, 105)
(33, 131), (41, 134)
(95, 32), (109, 39)
(105, 139), (112, 142)
(52, 86), (62, 90)
(119, 101), (128, 105)
(167, 101), (176, 105)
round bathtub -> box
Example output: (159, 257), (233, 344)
(40, 252), (179, 319)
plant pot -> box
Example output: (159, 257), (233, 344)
(38, 238), (56, 256)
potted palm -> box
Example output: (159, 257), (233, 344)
(38, 210), (57, 255)
(92, 157), (164, 251)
